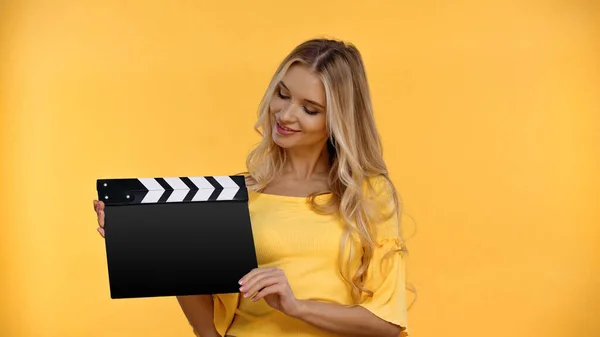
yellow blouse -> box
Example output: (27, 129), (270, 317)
(211, 176), (409, 337)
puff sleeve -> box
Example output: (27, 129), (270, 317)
(358, 176), (409, 334)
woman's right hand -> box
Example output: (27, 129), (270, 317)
(93, 200), (105, 238)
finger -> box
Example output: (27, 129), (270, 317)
(97, 227), (105, 238)
(240, 270), (274, 294)
(94, 200), (105, 213)
(239, 267), (276, 285)
(251, 283), (284, 302)
(240, 268), (282, 289)
(241, 275), (280, 298)
(98, 210), (105, 228)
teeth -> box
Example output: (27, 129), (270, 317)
(279, 123), (295, 132)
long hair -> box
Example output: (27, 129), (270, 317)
(245, 38), (406, 303)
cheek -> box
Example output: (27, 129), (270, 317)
(269, 99), (283, 114)
(300, 115), (327, 136)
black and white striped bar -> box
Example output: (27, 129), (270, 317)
(97, 175), (248, 205)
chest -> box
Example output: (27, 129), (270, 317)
(259, 175), (330, 198)
(247, 197), (345, 266)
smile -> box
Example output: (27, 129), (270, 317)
(276, 121), (300, 135)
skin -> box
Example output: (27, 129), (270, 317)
(93, 64), (405, 337)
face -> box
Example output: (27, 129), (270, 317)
(270, 63), (328, 150)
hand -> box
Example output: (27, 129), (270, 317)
(238, 267), (303, 318)
(93, 200), (105, 238)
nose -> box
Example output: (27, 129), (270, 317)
(277, 101), (296, 123)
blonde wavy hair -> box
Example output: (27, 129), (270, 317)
(244, 38), (406, 303)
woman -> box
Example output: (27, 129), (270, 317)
(93, 38), (409, 337)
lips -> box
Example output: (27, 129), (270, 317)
(276, 121), (300, 134)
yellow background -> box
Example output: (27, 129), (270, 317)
(1, 1), (599, 336)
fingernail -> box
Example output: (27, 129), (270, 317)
(239, 286), (244, 291)
(239, 279), (244, 285)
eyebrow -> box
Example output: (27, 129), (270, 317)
(279, 81), (326, 110)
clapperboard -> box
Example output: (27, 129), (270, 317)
(96, 175), (258, 299)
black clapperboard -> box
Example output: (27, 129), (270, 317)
(96, 175), (258, 299)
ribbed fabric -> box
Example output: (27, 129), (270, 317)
(214, 176), (409, 337)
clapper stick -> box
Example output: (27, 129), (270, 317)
(96, 175), (258, 299)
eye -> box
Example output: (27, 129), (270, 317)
(303, 107), (319, 115)
(276, 88), (290, 99)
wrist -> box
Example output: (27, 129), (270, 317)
(290, 299), (311, 319)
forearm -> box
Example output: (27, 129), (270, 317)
(176, 295), (220, 337)
(292, 300), (403, 337)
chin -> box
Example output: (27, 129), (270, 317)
(272, 133), (297, 149)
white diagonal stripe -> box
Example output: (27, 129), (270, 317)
(164, 177), (189, 190)
(138, 178), (165, 203)
(167, 190), (189, 202)
(188, 176), (214, 189)
(163, 177), (190, 202)
(138, 178), (164, 191)
(188, 176), (215, 201)
(216, 187), (238, 200)
(214, 176), (239, 200)
(192, 188), (213, 201)
(213, 176), (239, 189)
(142, 190), (164, 203)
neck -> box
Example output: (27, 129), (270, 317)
(283, 144), (330, 180)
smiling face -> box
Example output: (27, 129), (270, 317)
(270, 63), (328, 151)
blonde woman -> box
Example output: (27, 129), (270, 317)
(93, 38), (409, 337)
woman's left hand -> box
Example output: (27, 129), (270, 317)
(238, 267), (303, 318)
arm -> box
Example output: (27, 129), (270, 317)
(239, 267), (407, 337)
(292, 300), (406, 337)
(176, 295), (221, 337)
